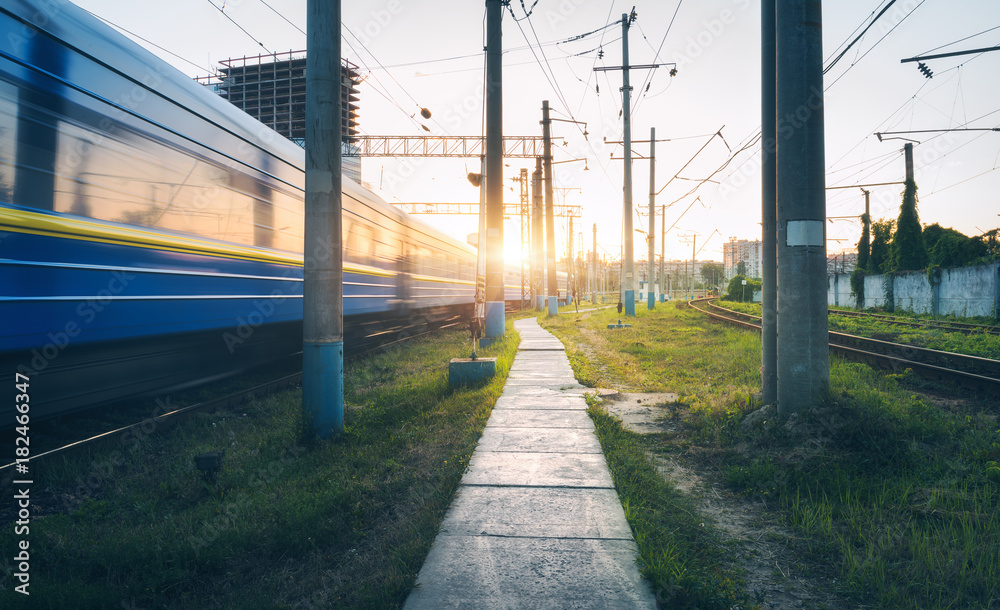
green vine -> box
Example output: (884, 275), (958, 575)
(925, 264), (942, 286)
(849, 268), (866, 310)
(882, 272), (895, 313)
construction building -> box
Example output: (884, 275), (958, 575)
(196, 51), (362, 182)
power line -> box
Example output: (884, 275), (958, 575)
(80, 9), (212, 75)
(823, 0), (897, 74)
(919, 24), (1000, 56)
(631, 1), (683, 117)
(258, 0), (304, 35)
(205, 0), (271, 53)
(825, 0), (927, 90)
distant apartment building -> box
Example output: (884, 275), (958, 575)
(723, 239), (763, 280)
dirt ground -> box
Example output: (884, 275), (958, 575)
(598, 391), (860, 610)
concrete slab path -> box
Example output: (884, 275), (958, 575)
(404, 318), (657, 609)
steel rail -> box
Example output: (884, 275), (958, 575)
(689, 299), (1000, 392)
(829, 309), (1000, 336)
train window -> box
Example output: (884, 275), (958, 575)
(0, 81), (15, 204)
(50, 119), (263, 247)
(347, 222), (374, 266)
(269, 189), (304, 253)
(373, 223), (395, 267)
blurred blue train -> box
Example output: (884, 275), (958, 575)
(0, 1), (541, 421)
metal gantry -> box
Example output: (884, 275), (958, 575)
(344, 135), (557, 158)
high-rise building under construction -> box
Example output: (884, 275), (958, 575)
(197, 50), (361, 182)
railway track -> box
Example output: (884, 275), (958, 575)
(830, 308), (1000, 336)
(0, 317), (468, 476)
(689, 299), (1000, 393)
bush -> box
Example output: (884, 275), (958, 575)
(724, 275), (761, 302)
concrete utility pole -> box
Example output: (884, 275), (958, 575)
(660, 204), (665, 302)
(542, 100), (558, 315)
(592, 224), (598, 303)
(568, 214), (574, 304)
(761, 0), (778, 406)
(532, 158), (544, 310)
(648, 126), (656, 310)
(519, 167), (530, 309)
(904, 142), (915, 182)
(621, 13), (636, 316)
(303, 0), (343, 438)
(483, 0), (505, 341)
(776, 0), (829, 415)
(691, 234), (696, 299)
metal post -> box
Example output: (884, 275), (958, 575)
(483, 0), (505, 341)
(542, 100), (558, 315)
(532, 158), (544, 310)
(761, 0), (778, 406)
(303, 0), (343, 438)
(648, 127), (656, 310)
(776, 0), (829, 415)
(621, 13), (636, 316)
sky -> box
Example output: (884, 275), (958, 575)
(72, 0), (1000, 264)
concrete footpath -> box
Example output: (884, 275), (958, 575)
(404, 318), (657, 609)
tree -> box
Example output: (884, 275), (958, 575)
(735, 260), (748, 277)
(890, 181), (927, 271)
(869, 219), (895, 273)
(857, 212), (870, 271)
(700, 262), (723, 289)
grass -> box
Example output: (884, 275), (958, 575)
(0, 322), (519, 609)
(587, 398), (753, 608)
(541, 303), (1000, 609)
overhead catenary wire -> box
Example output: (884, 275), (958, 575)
(80, 8), (213, 75)
(825, 0), (928, 90)
(823, 0), (897, 74)
(206, 0), (271, 53)
(630, 0), (683, 118)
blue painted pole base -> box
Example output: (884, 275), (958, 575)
(660, 294), (666, 303)
(624, 290), (636, 316)
(647, 292), (655, 310)
(535, 295), (545, 310)
(484, 300), (504, 339)
(449, 357), (497, 387)
(547, 296), (558, 316)
(303, 341), (344, 439)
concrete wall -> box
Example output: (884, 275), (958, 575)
(863, 274), (888, 309)
(830, 262), (999, 318)
(827, 273), (854, 307)
(893, 270), (933, 313)
(939, 263), (999, 317)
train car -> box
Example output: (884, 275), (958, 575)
(0, 1), (476, 421)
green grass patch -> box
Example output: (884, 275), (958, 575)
(542, 303), (1000, 608)
(0, 323), (519, 608)
(587, 398), (754, 609)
